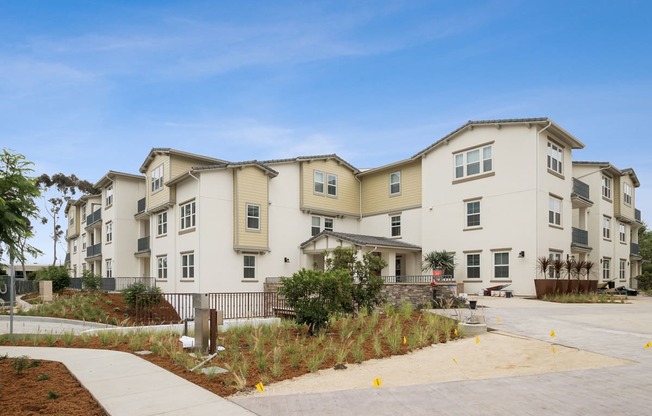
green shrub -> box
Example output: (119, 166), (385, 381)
(81, 270), (102, 291)
(121, 282), (163, 309)
(34, 266), (70, 292)
(635, 273), (652, 292)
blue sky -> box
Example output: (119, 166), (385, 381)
(1, 0), (651, 265)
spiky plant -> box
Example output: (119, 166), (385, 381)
(537, 257), (551, 279)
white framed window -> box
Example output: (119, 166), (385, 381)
(106, 222), (113, 243)
(602, 175), (612, 199)
(548, 196), (562, 226)
(105, 259), (113, 278)
(467, 254), (480, 279)
(157, 211), (168, 236)
(619, 223), (626, 243)
(82, 233), (87, 250)
(454, 145), (492, 179)
(246, 204), (260, 230)
(82, 263), (87, 272)
(311, 216), (334, 236)
(324, 217), (334, 232)
(314, 171), (324, 194)
(390, 172), (401, 195)
(327, 174), (337, 196)
(602, 257), (610, 280)
(181, 252), (194, 279)
(105, 186), (113, 206)
(549, 252), (562, 279)
(244, 255), (256, 279)
(624, 183), (632, 205)
(619, 259), (626, 280)
(547, 142), (563, 175)
(151, 164), (164, 193)
(73, 239), (77, 254)
(603, 216), (611, 240)
(180, 201), (196, 230)
(157, 255), (168, 279)
(466, 200), (481, 227)
(311, 216), (321, 236)
(81, 204), (87, 222)
(69, 209), (74, 223)
(390, 215), (401, 237)
(494, 252), (509, 279)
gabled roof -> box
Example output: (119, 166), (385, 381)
(413, 118), (585, 160)
(621, 168), (640, 187)
(573, 161), (624, 179)
(95, 170), (145, 189)
(166, 161), (279, 186)
(260, 154), (359, 174)
(138, 148), (229, 173)
(300, 230), (421, 251)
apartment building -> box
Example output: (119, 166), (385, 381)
(65, 118), (644, 296)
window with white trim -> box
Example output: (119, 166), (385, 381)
(314, 171), (324, 194)
(105, 259), (113, 278)
(466, 200), (480, 227)
(105, 186), (113, 206)
(548, 196), (562, 226)
(82, 233), (87, 250)
(157, 255), (168, 279)
(466, 254), (480, 278)
(181, 252), (194, 279)
(69, 208), (74, 223)
(157, 211), (167, 236)
(247, 204), (260, 230)
(391, 215), (401, 237)
(324, 217), (334, 232)
(602, 257), (610, 280)
(327, 174), (337, 196)
(549, 252), (562, 279)
(619, 223), (626, 243)
(390, 172), (401, 195)
(454, 145), (492, 179)
(619, 259), (626, 280)
(602, 175), (612, 199)
(624, 183), (632, 205)
(73, 239), (77, 254)
(547, 142), (563, 175)
(494, 252), (509, 279)
(151, 164), (164, 193)
(180, 201), (196, 230)
(311, 216), (321, 236)
(244, 255), (256, 279)
(106, 222), (113, 243)
(81, 204), (87, 222)
(603, 216), (611, 239)
(311, 216), (334, 236)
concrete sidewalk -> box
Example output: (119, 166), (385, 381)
(0, 346), (255, 416)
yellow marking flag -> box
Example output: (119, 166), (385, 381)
(550, 330), (556, 338)
(373, 377), (382, 388)
(454, 328), (458, 336)
(451, 358), (458, 364)
(475, 336), (480, 344)
(551, 345), (557, 355)
(644, 342), (652, 349)
(255, 382), (265, 392)
(403, 336), (407, 345)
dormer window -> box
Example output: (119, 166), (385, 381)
(151, 164), (164, 193)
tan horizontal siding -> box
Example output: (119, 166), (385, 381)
(301, 159), (360, 216)
(147, 154), (170, 210)
(234, 167), (269, 249)
(361, 160), (422, 215)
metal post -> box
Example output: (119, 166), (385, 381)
(9, 256), (15, 335)
(209, 309), (217, 354)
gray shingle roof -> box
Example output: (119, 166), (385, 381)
(300, 231), (421, 250)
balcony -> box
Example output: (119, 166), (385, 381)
(86, 243), (102, 258)
(631, 242), (640, 256)
(635, 209), (642, 223)
(86, 209), (102, 228)
(137, 198), (146, 214)
(571, 178), (592, 208)
(137, 236), (150, 252)
(571, 227), (591, 251)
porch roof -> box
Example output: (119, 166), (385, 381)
(300, 231), (422, 251)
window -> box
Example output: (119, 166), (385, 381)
(454, 145), (492, 179)
(69, 209), (74, 223)
(311, 216), (334, 236)
(180, 201), (196, 230)
(106, 222), (113, 243)
(603, 216), (611, 239)
(157, 256), (168, 279)
(81, 204), (87, 221)
(467, 254), (480, 278)
(157, 212), (168, 236)
(391, 215), (401, 237)
(327, 174), (337, 196)
(494, 252), (509, 278)
(82, 233), (87, 250)
(602, 175), (612, 199)
(314, 171), (324, 194)
(549, 252), (562, 279)
(602, 257), (610, 280)
(390, 172), (401, 195)
(247, 204), (260, 230)
(624, 183), (632, 205)
(324, 217), (334, 231)
(548, 196), (562, 226)
(181, 253), (194, 279)
(151, 164), (164, 193)
(82, 263), (86, 272)
(105, 259), (113, 278)
(73, 239), (77, 254)
(311, 216), (321, 236)
(466, 200), (481, 227)
(244, 255), (256, 279)
(619, 259), (626, 280)
(105, 186), (113, 206)
(547, 142), (563, 175)
(619, 223), (626, 243)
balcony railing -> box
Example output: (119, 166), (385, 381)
(137, 236), (150, 252)
(572, 227), (589, 247)
(137, 198), (146, 214)
(86, 243), (102, 258)
(572, 178), (591, 201)
(631, 242), (640, 256)
(86, 209), (102, 227)
(635, 209), (642, 223)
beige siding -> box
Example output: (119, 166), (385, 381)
(147, 154), (171, 210)
(67, 206), (80, 237)
(616, 176), (636, 221)
(234, 167), (269, 250)
(361, 160), (422, 216)
(170, 155), (215, 180)
(300, 159), (360, 216)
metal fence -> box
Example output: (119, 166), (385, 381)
(0, 276), (37, 300)
(381, 274), (454, 284)
(68, 276), (156, 292)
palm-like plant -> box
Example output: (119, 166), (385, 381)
(583, 261), (595, 280)
(537, 257), (551, 279)
(563, 259), (576, 280)
(421, 250), (455, 275)
(551, 259), (564, 279)
(573, 260), (587, 280)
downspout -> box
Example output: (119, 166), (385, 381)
(354, 175), (363, 221)
(535, 120), (553, 261)
(188, 170), (200, 293)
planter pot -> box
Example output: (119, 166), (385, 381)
(534, 279), (556, 299)
(588, 279), (599, 293)
(469, 300), (477, 310)
(578, 280), (590, 294)
(568, 279), (580, 294)
(556, 279), (569, 295)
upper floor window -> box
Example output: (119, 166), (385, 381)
(623, 183), (632, 205)
(314, 171), (324, 194)
(82, 233), (87, 250)
(454, 145), (492, 179)
(81, 204), (87, 221)
(466, 254), (480, 278)
(181, 252), (194, 279)
(327, 174), (337, 196)
(244, 254), (256, 279)
(106, 222), (113, 243)
(494, 252), (509, 279)
(151, 164), (164, 193)
(619, 259), (626, 280)
(602, 175), (612, 200)
(247, 204), (260, 230)
(548, 196), (562, 226)
(390, 172), (401, 195)
(105, 186), (113, 206)
(547, 142), (563, 175)
(73, 239), (77, 254)
(180, 201), (196, 230)
(157, 211), (167, 236)
(69, 209), (74, 223)
(157, 255), (168, 279)
(603, 216), (611, 240)
(619, 223), (626, 243)
(466, 200), (481, 227)
(390, 215), (401, 237)
(324, 217), (334, 232)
